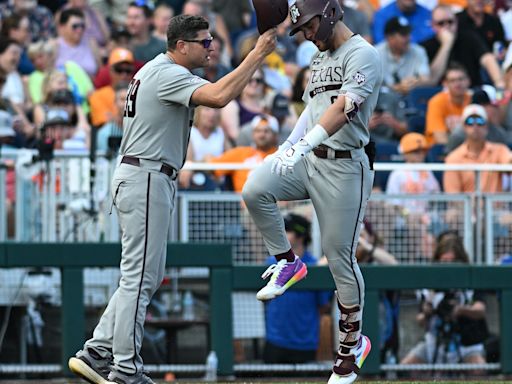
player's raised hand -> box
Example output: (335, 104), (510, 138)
(271, 139), (312, 176)
(255, 28), (277, 57)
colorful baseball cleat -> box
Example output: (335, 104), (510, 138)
(256, 256), (308, 301)
(68, 348), (112, 384)
(327, 335), (371, 384)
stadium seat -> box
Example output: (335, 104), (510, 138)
(407, 114), (426, 134)
(405, 86), (443, 116)
(374, 142), (403, 191)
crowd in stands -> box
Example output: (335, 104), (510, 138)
(0, 0), (510, 196)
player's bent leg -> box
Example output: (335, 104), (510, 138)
(256, 256), (308, 301)
(328, 296), (371, 384)
(68, 347), (112, 384)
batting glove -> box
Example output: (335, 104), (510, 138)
(264, 140), (293, 163)
(271, 138), (313, 176)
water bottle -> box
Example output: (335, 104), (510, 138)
(182, 290), (195, 320)
(204, 350), (218, 381)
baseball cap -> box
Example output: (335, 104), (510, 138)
(384, 16), (411, 36)
(49, 89), (75, 105)
(399, 132), (428, 154)
(462, 104), (487, 122)
(0, 110), (15, 137)
(251, 114), (279, 133)
(43, 108), (72, 127)
(269, 93), (290, 120)
(108, 48), (134, 67)
(284, 213), (311, 245)
(472, 85), (498, 106)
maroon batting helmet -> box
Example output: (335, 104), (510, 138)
(252, 0), (289, 34)
(289, 0), (344, 41)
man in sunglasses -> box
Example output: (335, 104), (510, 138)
(444, 103), (512, 193)
(421, 5), (504, 88)
(89, 47), (136, 127)
(68, 13), (276, 384)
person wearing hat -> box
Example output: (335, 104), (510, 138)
(89, 47), (135, 127)
(444, 104), (512, 193)
(386, 132), (440, 214)
(376, 16), (431, 95)
(209, 114), (278, 193)
(446, 85), (509, 152)
(41, 107), (84, 150)
(263, 213), (332, 364)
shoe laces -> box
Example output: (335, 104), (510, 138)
(261, 259), (288, 280)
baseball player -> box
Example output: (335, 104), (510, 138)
(242, 1), (382, 383)
(68, 15), (276, 384)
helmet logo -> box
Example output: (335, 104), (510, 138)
(290, 4), (300, 24)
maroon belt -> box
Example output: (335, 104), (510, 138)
(313, 145), (352, 159)
(121, 156), (177, 179)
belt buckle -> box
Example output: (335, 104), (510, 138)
(327, 147), (336, 160)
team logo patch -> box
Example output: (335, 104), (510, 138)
(290, 4), (300, 24)
(352, 71), (366, 85)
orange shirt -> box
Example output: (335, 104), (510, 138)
(443, 142), (512, 193)
(210, 146), (276, 193)
(425, 91), (472, 146)
(89, 86), (116, 127)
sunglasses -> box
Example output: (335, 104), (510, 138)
(434, 18), (455, 27)
(71, 22), (86, 30)
(464, 116), (486, 126)
(250, 77), (265, 85)
(113, 65), (134, 75)
(182, 37), (213, 49)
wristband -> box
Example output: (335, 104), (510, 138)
(303, 124), (329, 148)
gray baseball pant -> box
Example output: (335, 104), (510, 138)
(242, 148), (373, 307)
(84, 161), (175, 374)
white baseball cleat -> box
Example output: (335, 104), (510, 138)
(327, 335), (371, 384)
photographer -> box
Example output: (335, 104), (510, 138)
(401, 236), (489, 372)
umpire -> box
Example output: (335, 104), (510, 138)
(69, 15), (276, 384)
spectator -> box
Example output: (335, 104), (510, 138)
(26, 39), (94, 112)
(294, 32), (317, 69)
(88, 0), (130, 26)
(220, 67), (267, 144)
(444, 103), (512, 193)
(236, 92), (295, 146)
(0, 38), (33, 142)
(41, 108), (86, 150)
(54, 8), (101, 78)
(89, 48), (135, 127)
(179, 105), (231, 190)
(58, 0), (110, 49)
(368, 88), (409, 143)
(0, 13), (34, 75)
(211, 0), (253, 44)
(33, 75), (89, 140)
(96, 82), (128, 155)
(152, 3), (174, 42)
(372, 0), (434, 44)
(0, 0), (56, 42)
(421, 5), (505, 87)
(386, 133), (441, 213)
(209, 114), (278, 193)
(376, 17), (431, 94)
(446, 85), (509, 151)
(92, 28), (144, 89)
(263, 213), (331, 364)
(401, 236), (489, 371)
(125, 1), (166, 63)
(456, 0), (506, 54)
(425, 63), (472, 146)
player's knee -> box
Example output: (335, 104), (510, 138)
(242, 179), (262, 207)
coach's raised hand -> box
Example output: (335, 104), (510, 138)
(254, 28), (278, 58)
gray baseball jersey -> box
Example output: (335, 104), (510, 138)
(304, 34), (382, 150)
(119, 53), (209, 170)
